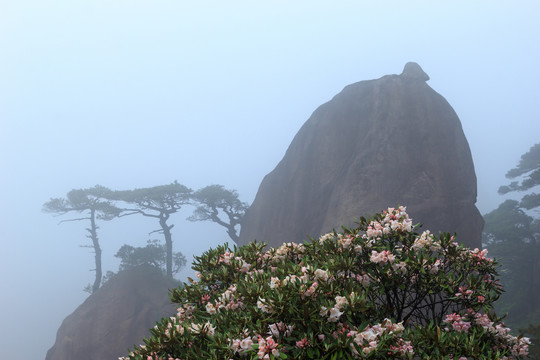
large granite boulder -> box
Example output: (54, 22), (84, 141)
(45, 265), (178, 360)
(239, 62), (483, 249)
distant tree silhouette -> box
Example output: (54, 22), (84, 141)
(108, 181), (192, 278)
(188, 184), (248, 243)
(499, 142), (540, 212)
(114, 239), (187, 276)
(484, 141), (540, 327)
(483, 200), (540, 321)
(43, 185), (120, 293)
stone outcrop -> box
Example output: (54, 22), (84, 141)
(45, 265), (178, 360)
(239, 62), (483, 249)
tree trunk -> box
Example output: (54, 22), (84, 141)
(227, 226), (239, 243)
(160, 213), (173, 278)
(89, 209), (102, 293)
(210, 210), (239, 243)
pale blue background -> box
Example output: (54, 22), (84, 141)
(1, 1), (539, 358)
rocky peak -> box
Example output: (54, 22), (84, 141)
(238, 64), (483, 249)
(401, 61), (430, 81)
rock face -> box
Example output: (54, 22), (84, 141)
(45, 265), (178, 360)
(239, 63), (483, 249)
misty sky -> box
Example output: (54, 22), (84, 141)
(1, 1), (539, 359)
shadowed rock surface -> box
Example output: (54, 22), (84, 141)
(45, 265), (178, 360)
(239, 63), (483, 249)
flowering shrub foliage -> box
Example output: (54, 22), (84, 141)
(121, 207), (530, 359)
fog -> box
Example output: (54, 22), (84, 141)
(1, 1), (539, 359)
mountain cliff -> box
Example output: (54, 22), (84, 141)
(239, 63), (483, 249)
(45, 266), (178, 360)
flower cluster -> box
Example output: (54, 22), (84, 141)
(348, 318), (406, 358)
(320, 295), (349, 322)
(412, 230), (441, 251)
(120, 206), (529, 360)
(256, 297), (273, 314)
(364, 206), (413, 240)
(444, 313), (472, 333)
(442, 309), (531, 357)
(205, 284), (244, 314)
(271, 242), (305, 262)
(370, 249), (396, 263)
(230, 335), (253, 356)
(257, 335), (280, 359)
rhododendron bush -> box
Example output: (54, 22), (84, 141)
(121, 207), (531, 359)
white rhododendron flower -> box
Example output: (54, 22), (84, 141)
(318, 233), (334, 244)
(269, 277), (281, 289)
(205, 302), (217, 314)
(314, 268), (329, 282)
(335, 295), (349, 309)
(327, 307), (343, 322)
(257, 297), (273, 313)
